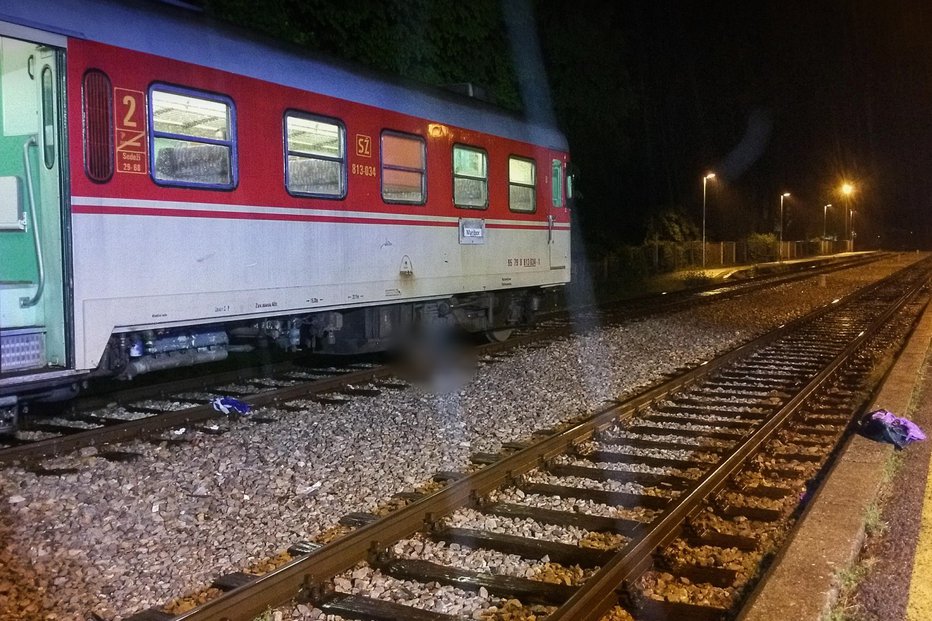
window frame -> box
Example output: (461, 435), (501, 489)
(147, 83), (238, 190)
(452, 144), (489, 210)
(380, 130), (427, 205)
(282, 110), (347, 200)
(508, 155), (537, 213)
(82, 69), (114, 183)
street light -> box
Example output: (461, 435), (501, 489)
(779, 192), (790, 260)
(702, 172), (716, 267)
(823, 204), (832, 238)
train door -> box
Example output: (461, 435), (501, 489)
(548, 158), (569, 269)
(0, 33), (69, 377)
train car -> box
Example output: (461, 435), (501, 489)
(0, 0), (572, 431)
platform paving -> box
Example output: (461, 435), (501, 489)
(738, 293), (932, 621)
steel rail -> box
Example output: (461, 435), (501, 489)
(170, 258), (929, 621)
(0, 365), (396, 465)
(547, 268), (931, 619)
(548, 252), (887, 322)
(73, 358), (307, 412)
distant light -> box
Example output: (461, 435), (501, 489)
(705, 172), (716, 180)
(782, 192), (790, 197)
(842, 183), (854, 195)
(832, 298), (840, 304)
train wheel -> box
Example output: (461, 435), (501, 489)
(484, 328), (513, 343)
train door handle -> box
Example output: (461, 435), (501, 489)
(20, 136), (46, 309)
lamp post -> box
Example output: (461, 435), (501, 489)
(702, 172), (715, 267)
(823, 204), (832, 238)
(779, 192), (790, 260)
(841, 182), (854, 245)
(850, 209), (856, 250)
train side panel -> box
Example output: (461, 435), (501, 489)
(65, 39), (570, 369)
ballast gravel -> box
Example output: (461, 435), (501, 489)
(0, 255), (921, 620)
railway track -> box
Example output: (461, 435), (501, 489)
(0, 360), (397, 466)
(107, 258), (932, 620)
(0, 253), (886, 469)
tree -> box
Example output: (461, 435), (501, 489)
(644, 207), (699, 242)
(203, 0), (520, 108)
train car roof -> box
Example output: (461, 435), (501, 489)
(0, 0), (569, 151)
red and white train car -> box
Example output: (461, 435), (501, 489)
(0, 0), (571, 429)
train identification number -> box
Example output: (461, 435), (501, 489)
(352, 163), (377, 177)
(508, 257), (540, 268)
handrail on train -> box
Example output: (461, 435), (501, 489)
(19, 135), (45, 309)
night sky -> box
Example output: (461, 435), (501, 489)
(604, 0), (932, 248)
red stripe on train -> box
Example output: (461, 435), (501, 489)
(71, 205), (570, 230)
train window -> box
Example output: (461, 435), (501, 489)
(82, 70), (114, 183)
(508, 156), (536, 213)
(284, 112), (345, 198)
(551, 159), (563, 207)
(149, 85), (236, 189)
(453, 145), (488, 209)
(381, 131), (425, 204)
(40, 66), (55, 169)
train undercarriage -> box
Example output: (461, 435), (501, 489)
(99, 287), (544, 380)
(1, 287), (547, 434)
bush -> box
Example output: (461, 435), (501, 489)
(746, 233), (777, 262)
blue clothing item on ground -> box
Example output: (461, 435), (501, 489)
(211, 396), (251, 415)
(859, 409), (926, 449)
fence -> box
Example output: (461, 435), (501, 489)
(575, 239), (853, 284)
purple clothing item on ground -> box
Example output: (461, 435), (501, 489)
(859, 409), (926, 449)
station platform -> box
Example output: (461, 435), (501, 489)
(698, 250), (879, 281)
(739, 284), (932, 620)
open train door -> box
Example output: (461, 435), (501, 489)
(0, 28), (70, 395)
(548, 158), (569, 270)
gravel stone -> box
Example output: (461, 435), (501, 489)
(0, 256), (917, 620)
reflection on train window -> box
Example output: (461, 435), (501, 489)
(285, 112), (345, 198)
(149, 85), (236, 189)
(453, 145), (488, 209)
(381, 131), (425, 204)
(551, 159), (563, 207)
(41, 66), (56, 169)
(508, 156), (536, 212)
(83, 69), (114, 183)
